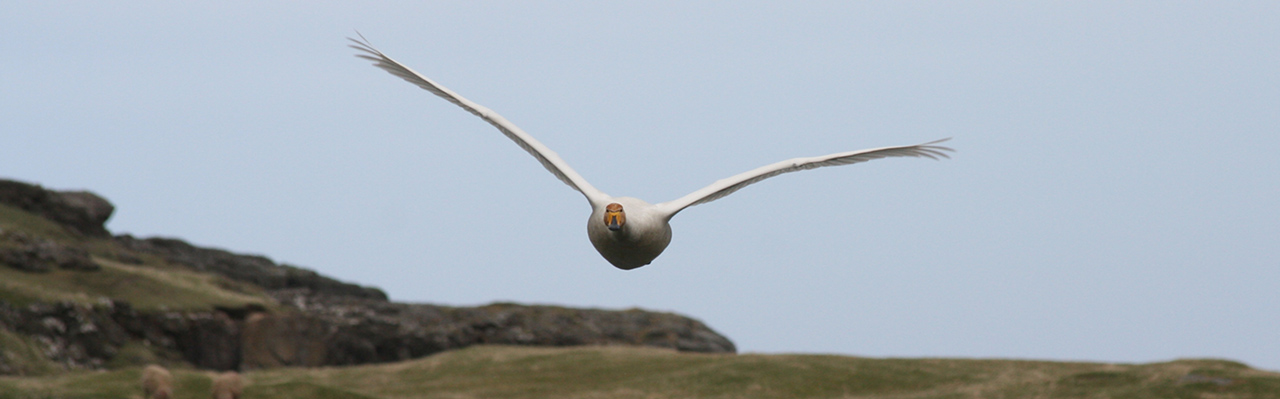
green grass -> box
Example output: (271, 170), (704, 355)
(0, 330), (57, 377)
(0, 367), (217, 399)
(1, 197), (275, 312)
(0, 202), (280, 376)
(0, 204), (78, 244)
(247, 382), (378, 399)
(4, 346), (1274, 399)
(0, 258), (273, 311)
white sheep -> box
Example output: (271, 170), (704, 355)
(210, 371), (244, 399)
(140, 365), (174, 399)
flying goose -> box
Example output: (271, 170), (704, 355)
(350, 36), (953, 270)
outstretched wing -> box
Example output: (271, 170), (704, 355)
(655, 138), (953, 218)
(349, 35), (608, 205)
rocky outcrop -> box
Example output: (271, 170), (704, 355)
(0, 178), (737, 375)
(0, 301), (133, 372)
(0, 179), (113, 237)
(0, 301), (244, 373)
(241, 292), (735, 369)
(0, 178), (382, 299)
(0, 229), (99, 272)
(0, 297), (734, 375)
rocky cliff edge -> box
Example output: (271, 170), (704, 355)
(0, 179), (734, 375)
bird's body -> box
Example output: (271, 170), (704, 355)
(587, 197), (673, 270)
(350, 35), (953, 270)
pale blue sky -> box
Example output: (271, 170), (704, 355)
(4, 2), (1278, 370)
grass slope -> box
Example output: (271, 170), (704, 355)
(0, 259), (270, 311)
(0, 204), (78, 243)
(5, 200), (1277, 398)
(1, 203), (276, 374)
(2, 345), (1277, 399)
(0, 203), (273, 312)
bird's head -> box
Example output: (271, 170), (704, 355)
(604, 203), (625, 231)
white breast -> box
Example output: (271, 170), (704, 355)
(586, 197), (673, 270)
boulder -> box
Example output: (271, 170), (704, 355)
(0, 180), (114, 237)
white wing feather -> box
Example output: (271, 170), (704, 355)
(656, 139), (953, 218)
(349, 35), (608, 205)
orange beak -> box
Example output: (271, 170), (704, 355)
(604, 203), (625, 231)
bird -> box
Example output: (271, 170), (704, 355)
(350, 35), (953, 270)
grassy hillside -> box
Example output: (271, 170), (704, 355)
(0, 203), (273, 312)
(1, 345), (1278, 399)
(4, 187), (1278, 398)
(1, 202), (278, 374)
(0, 258), (270, 311)
(0, 204), (79, 243)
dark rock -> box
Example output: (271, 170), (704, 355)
(0, 230), (99, 272)
(240, 312), (333, 369)
(0, 300), (247, 373)
(0, 179), (114, 237)
(174, 312), (240, 370)
(246, 291), (735, 369)
(214, 304), (269, 321)
(0, 291), (736, 375)
(0, 247), (51, 272)
(0, 301), (130, 371)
